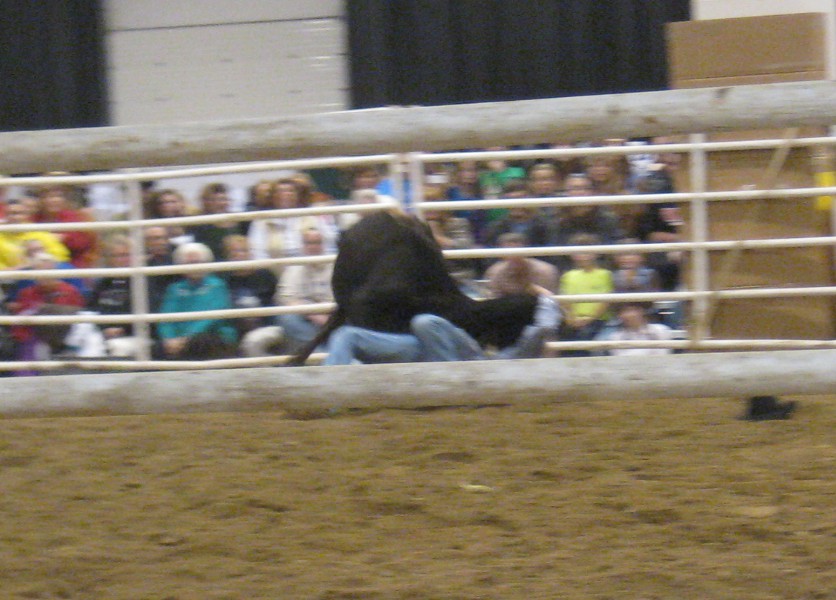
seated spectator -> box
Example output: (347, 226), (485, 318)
(291, 171), (334, 206)
(545, 143), (585, 182)
(479, 147), (526, 201)
(156, 242), (238, 360)
(553, 173), (624, 271)
(340, 165), (397, 229)
(33, 185), (99, 268)
(585, 153), (630, 196)
(86, 234), (144, 358)
(634, 165), (684, 292)
(220, 235), (282, 357)
(584, 152), (639, 235)
(526, 161), (564, 224)
(247, 177), (338, 273)
(147, 188), (194, 245)
(188, 182), (247, 261)
(422, 185), (478, 289)
(447, 160), (488, 244)
(241, 179), (276, 234)
(5, 238), (87, 303)
(484, 179), (552, 249)
(8, 252), (86, 371)
(144, 226), (179, 313)
(274, 228), (334, 354)
(598, 302), (674, 356)
(0, 199), (71, 266)
(557, 233), (614, 356)
(485, 232), (559, 297)
(611, 240), (661, 294)
(344, 165), (397, 206)
(246, 179), (275, 213)
(528, 162), (563, 199)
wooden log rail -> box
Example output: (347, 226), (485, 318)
(0, 81), (835, 174)
(1, 350), (834, 419)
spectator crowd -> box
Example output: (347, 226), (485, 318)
(0, 137), (686, 374)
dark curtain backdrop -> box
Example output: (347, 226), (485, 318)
(348, 0), (690, 108)
(0, 0), (107, 132)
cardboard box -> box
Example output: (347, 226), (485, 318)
(666, 13), (836, 340)
(666, 13), (828, 89)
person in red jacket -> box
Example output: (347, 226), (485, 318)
(34, 184), (99, 268)
(9, 252), (85, 371)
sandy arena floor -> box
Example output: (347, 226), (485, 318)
(1, 394), (833, 599)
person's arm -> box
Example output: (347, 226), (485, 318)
(156, 282), (181, 340)
(59, 229), (98, 267)
(277, 265), (305, 305)
(532, 293), (561, 329)
(539, 262), (560, 293)
(28, 233), (71, 263)
(256, 271), (278, 308)
(0, 235), (22, 269)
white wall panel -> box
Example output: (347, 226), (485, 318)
(105, 2), (348, 126)
(108, 21), (344, 69)
(106, 0), (343, 30)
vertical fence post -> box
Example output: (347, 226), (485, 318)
(124, 176), (153, 361)
(388, 154), (406, 212)
(688, 134), (711, 343)
(408, 152), (425, 218)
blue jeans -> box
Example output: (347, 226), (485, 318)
(412, 315), (548, 361)
(324, 314), (548, 365)
(410, 314), (484, 362)
(275, 313), (322, 353)
(323, 325), (422, 365)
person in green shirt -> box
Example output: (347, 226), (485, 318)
(478, 146), (526, 223)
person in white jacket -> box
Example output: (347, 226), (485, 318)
(603, 302), (674, 356)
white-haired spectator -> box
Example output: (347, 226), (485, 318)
(156, 242), (237, 359)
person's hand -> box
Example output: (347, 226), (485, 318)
(163, 337), (187, 356)
(568, 315), (592, 329)
(308, 313), (330, 327)
(103, 327), (126, 339)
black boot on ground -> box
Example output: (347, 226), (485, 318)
(742, 395), (797, 421)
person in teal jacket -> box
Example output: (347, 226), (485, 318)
(157, 242), (238, 359)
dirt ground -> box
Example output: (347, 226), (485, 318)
(0, 393), (833, 600)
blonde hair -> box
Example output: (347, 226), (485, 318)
(104, 233), (131, 255)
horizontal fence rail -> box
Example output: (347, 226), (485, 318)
(2, 80), (836, 173)
(2, 350), (836, 418)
